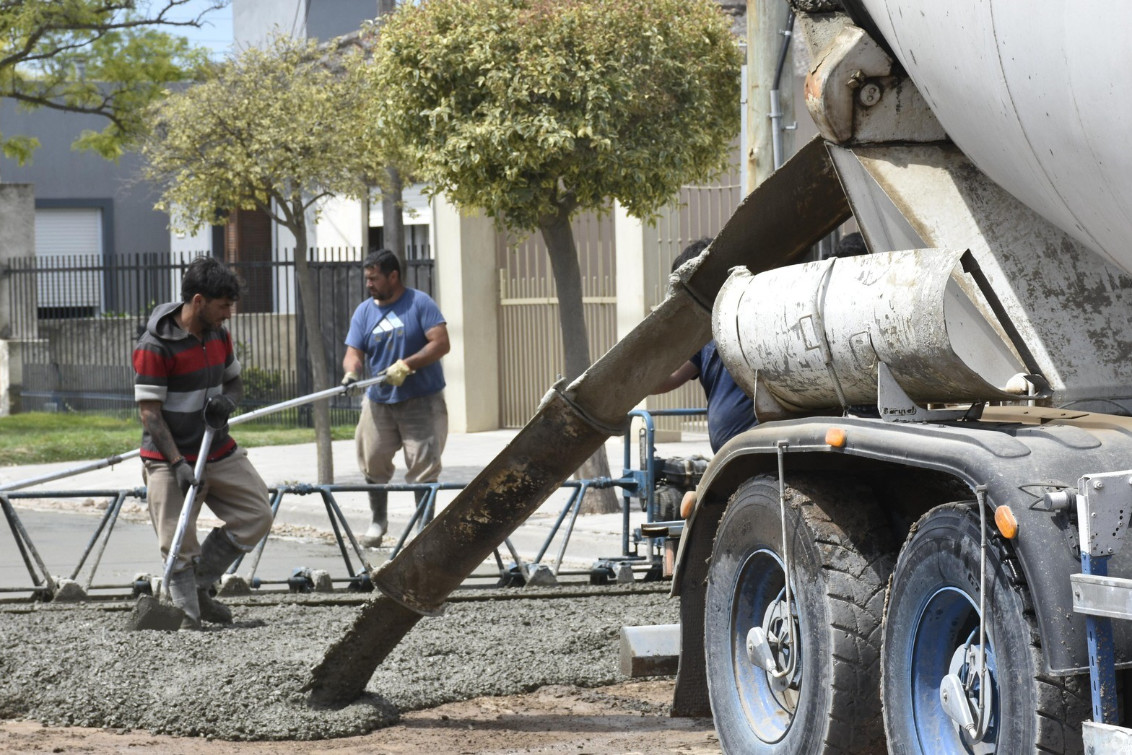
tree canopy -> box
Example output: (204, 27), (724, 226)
(367, 0), (740, 511)
(140, 34), (380, 235)
(368, 0), (742, 232)
(0, 0), (219, 163)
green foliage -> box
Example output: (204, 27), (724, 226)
(140, 34), (384, 235)
(232, 340), (283, 402)
(240, 366), (283, 402)
(0, 0), (216, 162)
(369, 0), (742, 231)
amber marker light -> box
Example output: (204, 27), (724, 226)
(825, 427), (847, 448)
(680, 490), (697, 519)
(995, 505), (1019, 539)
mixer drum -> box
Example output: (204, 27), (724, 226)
(712, 249), (1028, 412)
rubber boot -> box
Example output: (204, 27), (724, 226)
(166, 567), (201, 631)
(195, 527), (242, 624)
(360, 489), (388, 548)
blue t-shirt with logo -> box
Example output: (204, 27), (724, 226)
(345, 289), (446, 403)
(690, 340), (757, 453)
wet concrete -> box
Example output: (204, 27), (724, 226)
(0, 588), (676, 740)
(0, 430), (706, 740)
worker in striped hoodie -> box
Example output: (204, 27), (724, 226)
(133, 256), (272, 630)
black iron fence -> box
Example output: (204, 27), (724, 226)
(4, 247), (434, 426)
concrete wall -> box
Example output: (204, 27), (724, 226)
(0, 183), (35, 338)
(0, 102), (170, 259)
(433, 195), (499, 432)
(0, 184), (36, 415)
(314, 195), (366, 249)
(307, 0), (376, 40)
(15, 312), (300, 414)
(233, 0), (306, 47)
(234, 0), (374, 48)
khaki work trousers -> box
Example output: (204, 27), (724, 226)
(355, 392), (448, 485)
(143, 448), (272, 572)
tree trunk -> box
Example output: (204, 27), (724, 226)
(287, 205), (335, 483)
(539, 206), (620, 515)
(381, 166), (405, 257)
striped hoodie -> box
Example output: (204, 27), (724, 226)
(133, 301), (240, 462)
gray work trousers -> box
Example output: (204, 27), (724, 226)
(355, 392), (448, 485)
(143, 448), (272, 572)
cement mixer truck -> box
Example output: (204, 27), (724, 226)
(305, 3), (1132, 752)
(665, 1), (1132, 753)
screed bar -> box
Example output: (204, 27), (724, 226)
(0, 372), (388, 493)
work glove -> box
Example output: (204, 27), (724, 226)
(385, 359), (413, 387)
(341, 370), (360, 388)
(172, 459), (197, 496)
(204, 393), (238, 427)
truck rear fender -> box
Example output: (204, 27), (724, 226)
(673, 411), (1132, 675)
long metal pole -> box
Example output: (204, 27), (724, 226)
(0, 373), (387, 493)
(161, 427), (215, 597)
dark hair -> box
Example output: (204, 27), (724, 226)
(671, 237), (713, 273)
(363, 248), (402, 277)
(831, 231), (868, 258)
(181, 256), (242, 302)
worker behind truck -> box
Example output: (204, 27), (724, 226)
(341, 249), (451, 548)
(133, 256), (273, 630)
(653, 238), (758, 454)
(654, 231), (871, 450)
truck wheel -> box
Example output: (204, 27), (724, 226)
(705, 474), (892, 753)
(881, 503), (1087, 754)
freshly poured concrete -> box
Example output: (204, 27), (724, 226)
(0, 589), (675, 740)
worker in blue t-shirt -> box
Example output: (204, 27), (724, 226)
(653, 238), (757, 453)
(342, 249), (450, 547)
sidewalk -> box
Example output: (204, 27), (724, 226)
(0, 424), (713, 595)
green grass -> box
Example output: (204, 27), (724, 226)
(0, 412), (356, 466)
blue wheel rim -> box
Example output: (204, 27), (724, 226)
(729, 548), (801, 743)
(906, 586), (999, 754)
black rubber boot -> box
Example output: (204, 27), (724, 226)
(361, 489), (388, 548)
(166, 567), (201, 630)
(195, 528), (243, 624)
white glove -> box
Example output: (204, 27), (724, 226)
(385, 359), (413, 387)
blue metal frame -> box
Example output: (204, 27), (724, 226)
(624, 409), (701, 545)
(1080, 552), (1119, 724)
(621, 408), (706, 558)
(2, 410), (711, 596)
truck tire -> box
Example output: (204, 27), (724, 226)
(705, 474), (893, 753)
(881, 503), (1087, 754)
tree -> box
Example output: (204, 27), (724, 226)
(369, 0), (741, 511)
(374, 0), (404, 258)
(0, 0), (220, 166)
(141, 34), (383, 483)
